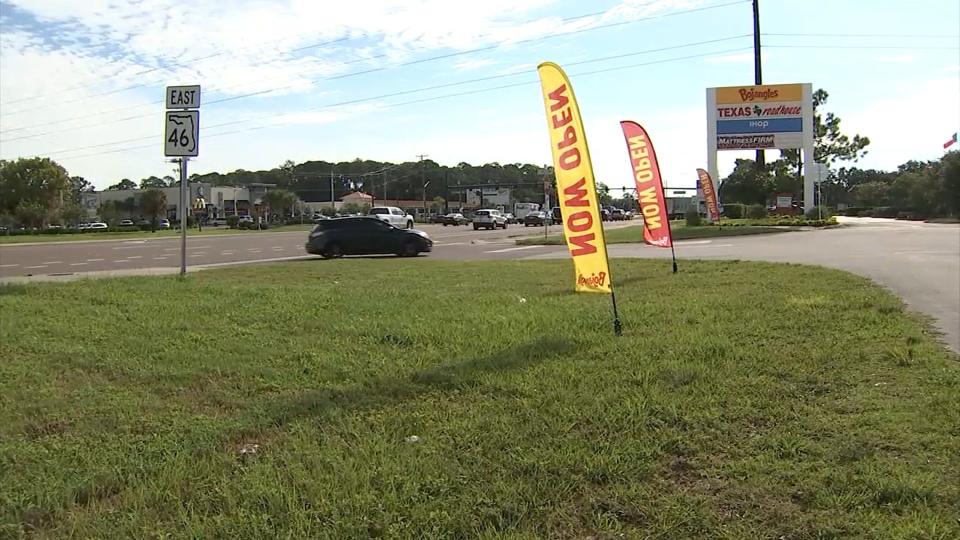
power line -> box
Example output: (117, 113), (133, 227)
(765, 44), (959, 50)
(52, 46), (754, 162)
(1, 0), (747, 138)
(37, 36), (752, 158)
(763, 32), (959, 38)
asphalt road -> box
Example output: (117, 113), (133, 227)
(2, 217), (957, 351)
(0, 221), (634, 276)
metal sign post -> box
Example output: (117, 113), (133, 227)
(179, 158), (188, 275)
(164, 85), (201, 276)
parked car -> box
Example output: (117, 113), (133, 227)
(119, 219), (135, 227)
(369, 206), (414, 229)
(158, 218), (171, 229)
(600, 209), (612, 221)
(610, 209), (626, 221)
(305, 217), (432, 259)
(88, 222), (108, 230)
(503, 213), (518, 224)
(524, 211), (552, 227)
(440, 213), (468, 226)
(473, 209), (507, 230)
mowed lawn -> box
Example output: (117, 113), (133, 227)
(1, 260), (958, 538)
(517, 222), (789, 245)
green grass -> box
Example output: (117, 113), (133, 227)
(0, 224), (314, 244)
(518, 222), (788, 245)
(1, 260), (958, 538)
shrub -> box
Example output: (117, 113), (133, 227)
(226, 215), (240, 229)
(723, 203), (744, 219)
(685, 208), (702, 226)
(874, 206), (899, 218)
(746, 204), (767, 219)
(858, 209), (874, 217)
(805, 206), (832, 220)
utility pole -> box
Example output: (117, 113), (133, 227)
(753, 0), (764, 168)
(329, 167), (335, 214)
(417, 154), (428, 220)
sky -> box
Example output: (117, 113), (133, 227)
(0, 0), (958, 191)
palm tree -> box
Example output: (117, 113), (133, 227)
(140, 189), (167, 231)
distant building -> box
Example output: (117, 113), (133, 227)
(87, 182), (277, 221)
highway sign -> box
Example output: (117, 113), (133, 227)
(164, 110), (199, 157)
(166, 85), (201, 109)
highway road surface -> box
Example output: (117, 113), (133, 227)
(1, 217), (957, 351)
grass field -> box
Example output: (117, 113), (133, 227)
(518, 222), (788, 245)
(0, 224), (314, 244)
(1, 260), (958, 538)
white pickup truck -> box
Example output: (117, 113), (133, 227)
(369, 206), (414, 229)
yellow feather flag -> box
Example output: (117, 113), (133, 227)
(537, 62), (613, 294)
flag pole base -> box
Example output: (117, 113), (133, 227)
(613, 318), (623, 336)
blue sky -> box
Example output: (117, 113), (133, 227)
(1, 0), (957, 190)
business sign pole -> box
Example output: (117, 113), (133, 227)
(707, 83), (814, 212)
(163, 85), (200, 276)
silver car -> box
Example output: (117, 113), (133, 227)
(472, 209), (507, 230)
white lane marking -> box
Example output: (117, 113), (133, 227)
(41, 261), (62, 265)
(485, 245), (544, 254)
(221, 251), (235, 255)
(675, 240), (712, 245)
(86, 258), (105, 262)
(0, 264), (18, 268)
(153, 257), (168, 260)
(191, 252), (207, 256)
(69, 262), (88, 266)
(439, 242), (467, 246)
(25, 265), (47, 269)
(113, 259), (130, 263)
(126, 255), (142, 259)
(272, 246), (285, 250)
(163, 248), (179, 252)
(248, 249), (262, 253)
(113, 246), (149, 250)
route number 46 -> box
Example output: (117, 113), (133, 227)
(168, 129), (190, 147)
(164, 110), (199, 157)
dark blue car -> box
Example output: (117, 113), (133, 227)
(305, 217), (432, 259)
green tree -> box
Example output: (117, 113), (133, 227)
(939, 151), (960, 216)
(779, 88), (870, 175)
(108, 178), (137, 190)
(260, 188), (299, 219)
(0, 157), (71, 216)
(68, 176), (94, 203)
(340, 202), (361, 214)
(139, 176), (167, 189)
(140, 189), (168, 230)
(850, 182), (890, 207)
(719, 159), (776, 204)
(59, 202), (85, 226)
(15, 201), (47, 228)
(596, 182), (613, 206)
